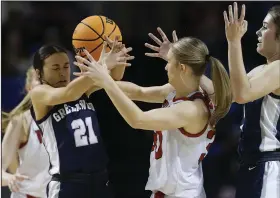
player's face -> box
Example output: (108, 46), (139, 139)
(256, 14), (280, 59)
(42, 52), (70, 88)
(165, 50), (181, 84)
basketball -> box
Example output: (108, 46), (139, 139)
(72, 15), (122, 60)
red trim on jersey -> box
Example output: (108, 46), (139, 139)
(179, 122), (208, 137)
(172, 96), (189, 102)
(176, 91), (214, 138)
(154, 191), (165, 198)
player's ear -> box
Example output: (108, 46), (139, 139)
(179, 63), (186, 72)
(179, 63), (192, 75)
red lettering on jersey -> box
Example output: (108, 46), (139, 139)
(152, 131), (163, 160)
(206, 143), (212, 151)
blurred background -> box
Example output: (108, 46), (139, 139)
(1, 1), (277, 198)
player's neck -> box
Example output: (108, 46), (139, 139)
(174, 79), (199, 99)
(266, 53), (280, 64)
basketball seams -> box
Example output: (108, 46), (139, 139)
(85, 16), (107, 56)
(108, 23), (117, 39)
(98, 16), (106, 43)
(80, 21), (103, 40)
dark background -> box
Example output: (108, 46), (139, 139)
(1, 1), (277, 198)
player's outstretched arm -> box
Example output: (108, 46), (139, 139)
(30, 49), (99, 107)
(116, 81), (174, 103)
(145, 27), (216, 102)
(73, 51), (205, 132)
(224, 3), (248, 103)
(224, 3), (280, 103)
(100, 80), (202, 131)
(30, 75), (93, 107)
(85, 37), (135, 95)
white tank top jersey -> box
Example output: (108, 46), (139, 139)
(12, 119), (51, 198)
(259, 93), (280, 152)
(240, 93), (280, 156)
(145, 90), (215, 198)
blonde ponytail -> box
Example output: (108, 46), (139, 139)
(209, 57), (232, 126)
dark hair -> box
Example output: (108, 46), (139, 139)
(268, 5), (280, 39)
(171, 37), (232, 126)
(33, 44), (67, 82)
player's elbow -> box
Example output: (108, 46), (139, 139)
(129, 115), (145, 130)
(233, 94), (248, 104)
(233, 87), (252, 104)
(129, 118), (141, 129)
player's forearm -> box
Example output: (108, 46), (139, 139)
(104, 79), (144, 128)
(64, 76), (94, 101)
(228, 41), (250, 102)
(110, 65), (126, 81)
(116, 81), (142, 100)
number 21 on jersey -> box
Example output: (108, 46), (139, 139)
(71, 117), (98, 147)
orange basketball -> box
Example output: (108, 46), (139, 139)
(72, 15), (122, 60)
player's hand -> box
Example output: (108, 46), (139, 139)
(103, 35), (134, 68)
(7, 174), (29, 192)
(104, 35), (130, 55)
(224, 2), (247, 42)
(100, 37), (134, 70)
(73, 49), (111, 88)
(145, 27), (178, 61)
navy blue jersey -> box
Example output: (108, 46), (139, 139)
(239, 93), (280, 158)
(31, 94), (108, 175)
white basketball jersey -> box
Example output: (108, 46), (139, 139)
(145, 90), (215, 198)
(259, 93), (280, 152)
(12, 119), (51, 198)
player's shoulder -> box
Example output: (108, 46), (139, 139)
(174, 99), (205, 121)
(30, 84), (52, 96)
(162, 83), (175, 99)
